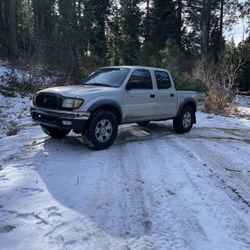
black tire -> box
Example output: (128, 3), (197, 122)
(173, 106), (194, 134)
(41, 125), (70, 138)
(137, 121), (151, 126)
(84, 110), (118, 150)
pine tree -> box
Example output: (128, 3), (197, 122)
(0, 0), (8, 55)
(107, 1), (123, 65)
(184, 0), (239, 63)
(31, 0), (56, 61)
(120, 0), (141, 64)
(84, 0), (110, 61)
(176, 0), (184, 47)
(237, 37), (250, 91)
(140, 0), (179, 65)
(0, 0), (18, 56)
(201, 0), (210, 65)
(150, 0), (178, 51)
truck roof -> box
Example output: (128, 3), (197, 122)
(102, 65), (169, 72)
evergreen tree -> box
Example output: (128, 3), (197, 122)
(238, 37), (250, 91)
(185, 0), (239, 62)
(241, 0), (250, 28)
(0, 0), (247, 87)
(32, 0), (55, 40)
(0, 0), (18, 56)
(120, 0), (141, 64)
(32, 0), (56, 61)
(9, 0), (17, 56)
(176, 0), (184, 47)
(90, 0), (110, 60)
(52, 0), (82, 79)
(150, 0), (178, 52)
(140, 0), (179, 66)
(107, 1), (123, 65)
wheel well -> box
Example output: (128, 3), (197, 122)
(92, 105), (122, 124)
(181, 101), (197, 124)
(183, 101), (196, 113)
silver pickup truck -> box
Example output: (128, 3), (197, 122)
(31, 66), (200, 150)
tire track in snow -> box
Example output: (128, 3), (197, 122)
(171, 137), (250, 247)
(1, 114), (250, 250)
(178, 137), (250, 209)
(100, 143), (152, 243)
(121, 141), (186, 250)
(111, 135), (250, 249)
(142, 140), (212, 250)
(116, 139), (210, 250)
(124, 136), (250, 249)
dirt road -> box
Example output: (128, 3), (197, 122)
(0, 112), (250, 250)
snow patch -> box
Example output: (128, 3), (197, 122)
(236, 95), (250, 117)
(0, 94), (31, 136)
(0, 60), (57, 88)
(0, 80), (250, 249)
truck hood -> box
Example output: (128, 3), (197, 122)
(38, 85), (117, 98)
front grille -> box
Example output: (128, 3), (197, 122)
(35, 93), (62, 109)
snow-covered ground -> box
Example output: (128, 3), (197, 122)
(0, 94), (31, 136)
(236, 95), (250, 118)
(0, 60), (57, 88)
(0, 61), (57, 135)
(0, 92), (250, 250)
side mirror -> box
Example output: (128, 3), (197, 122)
(126, 81), (139, 91)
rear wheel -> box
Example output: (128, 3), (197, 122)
(84, 110), (118, 150)
(173, 106), (194, 134)
(137, 121), (151, 126)
(41, 125), (70, 138)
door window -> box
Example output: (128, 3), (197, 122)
(127, 70), (153, 89)
(155, 71), (172, 89)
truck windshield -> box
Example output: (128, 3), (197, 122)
(84, 68), (130, 88)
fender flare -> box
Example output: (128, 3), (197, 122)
(87, 99), (123, 124)
(176, 98), (197, 123)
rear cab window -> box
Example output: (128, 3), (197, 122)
(154, 71), (172, 89)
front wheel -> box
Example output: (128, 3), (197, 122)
(173, 106), (195, 134)
(41, 125), (70, 138)
(84, 110), (118, 150)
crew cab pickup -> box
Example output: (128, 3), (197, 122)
(31, 66), (200, 150)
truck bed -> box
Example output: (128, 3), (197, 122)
(177, 91), (205, 111)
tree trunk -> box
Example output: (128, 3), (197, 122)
(201, 0), (210, 66)
(176, 0), (182, 47)
(0, 0), (5, 30)
(145, 0), (150, 39)
(73, 0), (80, 83)
(219, 0), (224, 52)
(146, 0), (150, 13)
(8, 0), (17, 56)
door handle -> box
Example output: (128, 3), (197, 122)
(170, 93), (175, 97)
(150, 94), (156, 98)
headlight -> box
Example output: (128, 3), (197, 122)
(62, 98), (84, 109)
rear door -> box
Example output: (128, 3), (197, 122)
(123, 69), (157, 122)
(154, 70), (178, 118)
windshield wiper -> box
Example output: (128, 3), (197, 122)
(84, 82), (112, 87)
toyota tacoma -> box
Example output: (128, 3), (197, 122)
(31, 66), (200, 150)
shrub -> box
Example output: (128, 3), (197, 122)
(173, 71), (208, 93)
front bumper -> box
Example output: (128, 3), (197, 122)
(30, 107), (90, 131)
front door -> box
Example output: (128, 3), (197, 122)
(123, 69), (157, 122)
